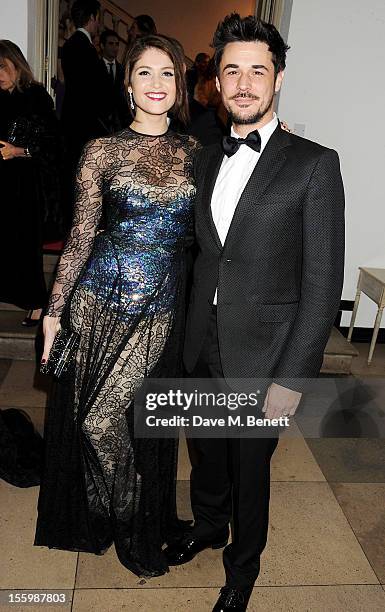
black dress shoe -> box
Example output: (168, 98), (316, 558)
(164, 530), (229, 566)
(212, 586), (253, 611)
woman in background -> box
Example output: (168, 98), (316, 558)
(0, 40), (62, 325)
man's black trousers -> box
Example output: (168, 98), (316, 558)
(188, 307), (278, 589)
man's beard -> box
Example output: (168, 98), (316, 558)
(228, 92), (275, 125)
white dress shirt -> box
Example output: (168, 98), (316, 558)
(103, 57), (116, 80)
(211, 112), (279, 304)
(77, 28), (92, 44)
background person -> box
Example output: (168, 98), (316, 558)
(61, 0), (109, 225)
(0, 40), (62, 326)
(186, 52), (209, 98)
(128, 14), (157, 42)
(123, 14), (157, 66)
(51, 22), (66, 119)
(99, 29), (130, 132)
(165, 37), (225, 146)
(194, 57), (221, 108)
(193, 56), (227, 129)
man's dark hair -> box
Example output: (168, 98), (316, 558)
(134, 14), (157, 35)
(71, 0), (100, 29)
(212, 13), (289, 76)
(100, 29), (118, 47)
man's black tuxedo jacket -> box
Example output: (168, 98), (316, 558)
(61, 31), (109, 146)
(100, 59), (130, 132)
(184, 122), (345, 389)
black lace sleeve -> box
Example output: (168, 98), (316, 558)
(46, 139), (106, 317)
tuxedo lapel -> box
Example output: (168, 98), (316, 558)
(201, 145), (224, 250)
(223, 123), (292, 250)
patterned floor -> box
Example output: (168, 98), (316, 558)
(0, 343), (384, 611)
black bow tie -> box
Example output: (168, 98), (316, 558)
(222, 130), (261, 157)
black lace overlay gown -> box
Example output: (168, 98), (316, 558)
(35, 128), (199, 576)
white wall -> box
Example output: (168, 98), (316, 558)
(0, 0), (45, 81)
(0, 0), (29, 54)
(278, 0), (385, 328)
(114, 0), (255, 60)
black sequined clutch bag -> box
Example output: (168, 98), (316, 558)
(40, 328), (79, 379)
(8, 117), (42, 149)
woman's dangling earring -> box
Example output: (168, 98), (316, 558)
(129, 91), (135, 111)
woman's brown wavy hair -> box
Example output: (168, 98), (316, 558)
(124, 34), (189, 126)
(0, 40), (37, 91)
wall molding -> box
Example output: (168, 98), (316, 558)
(256, 0), (284, 27)
(27, 0), (47, 84)
(46, 0), (59, 96)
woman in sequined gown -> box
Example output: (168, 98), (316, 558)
(35, 36), (199, 577)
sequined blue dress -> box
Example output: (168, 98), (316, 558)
(35, 128), (199, 576)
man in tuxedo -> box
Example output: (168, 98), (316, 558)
(61, 1), (109, 194)
(99, 29), (130, 133)
(165, 14), (345, 611)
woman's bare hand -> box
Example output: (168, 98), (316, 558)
(41, 316), (61, 365)
(0, 140), (23, 160)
